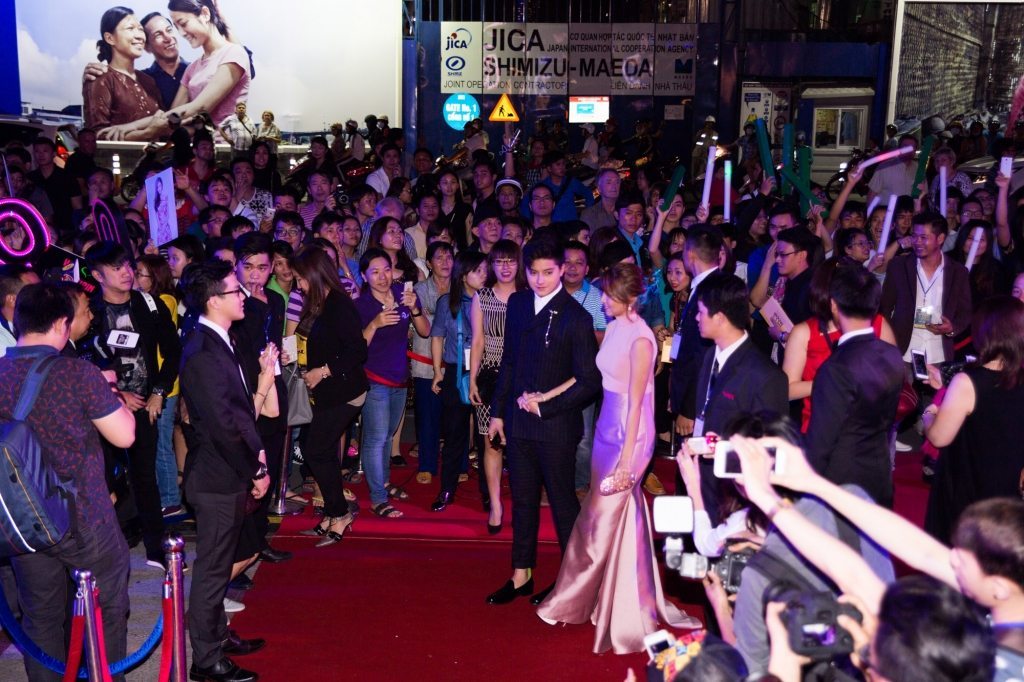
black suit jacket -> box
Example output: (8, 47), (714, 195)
(303, 289), (368, 407)
(879, 253), (972, 359)
(180, 324), (264, 494)
(233, 292), (287, 433)
(806, 333), (905, 507)
(669, 270), (716, 417)
(491, 288), (600, 445)
(694, 337), (789, 436)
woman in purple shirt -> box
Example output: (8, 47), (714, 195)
(355, 248), (431, 518)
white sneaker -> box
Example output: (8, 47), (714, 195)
(223, 597), (245, 613)
(895, 439), (913, 452)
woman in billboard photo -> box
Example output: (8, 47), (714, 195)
(100, 0), (250, 141)
(83, 6), (162, 137)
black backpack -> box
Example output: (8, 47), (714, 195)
(0, 354), (77, 557)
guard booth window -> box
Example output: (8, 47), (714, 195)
(813, 107), (865, 150)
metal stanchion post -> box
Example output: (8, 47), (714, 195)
(73, 570), (103, 682)
(164, 537), (187, 682)
(272, 429), (301, 515)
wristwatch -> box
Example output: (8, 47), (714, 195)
(253, 463), (269, 481)
(151, 387), (166, 397)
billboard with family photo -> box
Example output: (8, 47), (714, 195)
(15, 0), (403, 139)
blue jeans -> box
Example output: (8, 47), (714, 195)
(362, 382), (408, 505)
(413, 377), (442, 474)
(155, 395), (180, 508)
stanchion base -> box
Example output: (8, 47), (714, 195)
(270, 501), (306, 517)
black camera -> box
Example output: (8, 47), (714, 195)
(331, 186), (351, 208)
(670, 546), (754, 594)
(765, 582), (863, 661)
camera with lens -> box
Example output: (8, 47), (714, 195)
(671, 546), (754, 594)
(331, 186), (351, 208)
(653, 496), (754, 593)
(764, 581), (863, 661)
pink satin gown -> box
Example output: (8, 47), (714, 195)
(536, 316), (701, 654)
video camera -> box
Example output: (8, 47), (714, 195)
(764, 581), (863, 661)
(653, 496), (754, 593)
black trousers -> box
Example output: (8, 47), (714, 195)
(302, 401), (361, 518)
(127, 407), (164, 558)
(11, 514), (130, 682)
(234, 417), (287, 562)
(439, 364), (473, 495)
(507, 437), (580, 569)
(185, 481), (247, 669)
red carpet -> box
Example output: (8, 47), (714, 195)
(227, 452), (931, 680)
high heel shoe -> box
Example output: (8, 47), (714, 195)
(315, 514), (354, 547)
(299, 519), (328, 537)
(487, 521), (502, 535)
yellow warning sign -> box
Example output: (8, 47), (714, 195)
(488, 94), (520, 123)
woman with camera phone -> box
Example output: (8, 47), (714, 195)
(535, 263), (700, 653)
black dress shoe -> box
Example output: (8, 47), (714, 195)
(486, 578), (534, 605)
(530, 582), (555, 606)
(259, 546), (292, 563)
(228, 574), (254, 591)
(431, 490), (454, 512)
(487, 522), (502, 535)
(189, 656), (258, 682)
(221, 629), (266, 656)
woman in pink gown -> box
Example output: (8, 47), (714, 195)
(536, 262), (700, 654)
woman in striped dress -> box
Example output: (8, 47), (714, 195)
(469, 240), (526, 533)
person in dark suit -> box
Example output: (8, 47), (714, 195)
(807, 264), (905, 507)
(230, 232), (291, 576)
(689, 272), (788, 523)
(486, 237), (601, 605)
(669, 227), (721, 436)
(179, 259), (279, 682)
(880, 211), (971, 366)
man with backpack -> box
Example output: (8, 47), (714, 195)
(0, 282), (135, 681)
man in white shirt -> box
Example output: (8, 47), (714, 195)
(0, 267), (41, 355)
(219, 102), (255, 152)
(366, 144), (403, 197)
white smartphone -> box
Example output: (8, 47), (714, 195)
(404, 280), (414, 293)
(107, 329), (140, 350)
(911, 349), (928, 381)
(688, 436), (720, 456)
(1001, 156), (1014, 178)
(642, 629), (675, 661)
(652, 496), (695, 534)
(713, 440), (784, 479)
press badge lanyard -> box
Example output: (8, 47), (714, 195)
(693, 358), (720, 438)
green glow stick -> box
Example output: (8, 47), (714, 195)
(911, 135), (935, 199)
(798, 146), (812, 216)
(755, 118), (776, 194)
(660, 165), (686, 212)
(779, 166), (823, 208)
(781, 124), (794, 195)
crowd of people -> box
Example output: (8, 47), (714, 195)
(3, 10), (1024, 680)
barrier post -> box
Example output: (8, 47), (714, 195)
(272, 430), (301, 515)
(73, 571), (103, 682)
(163, 537), (187, 682)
